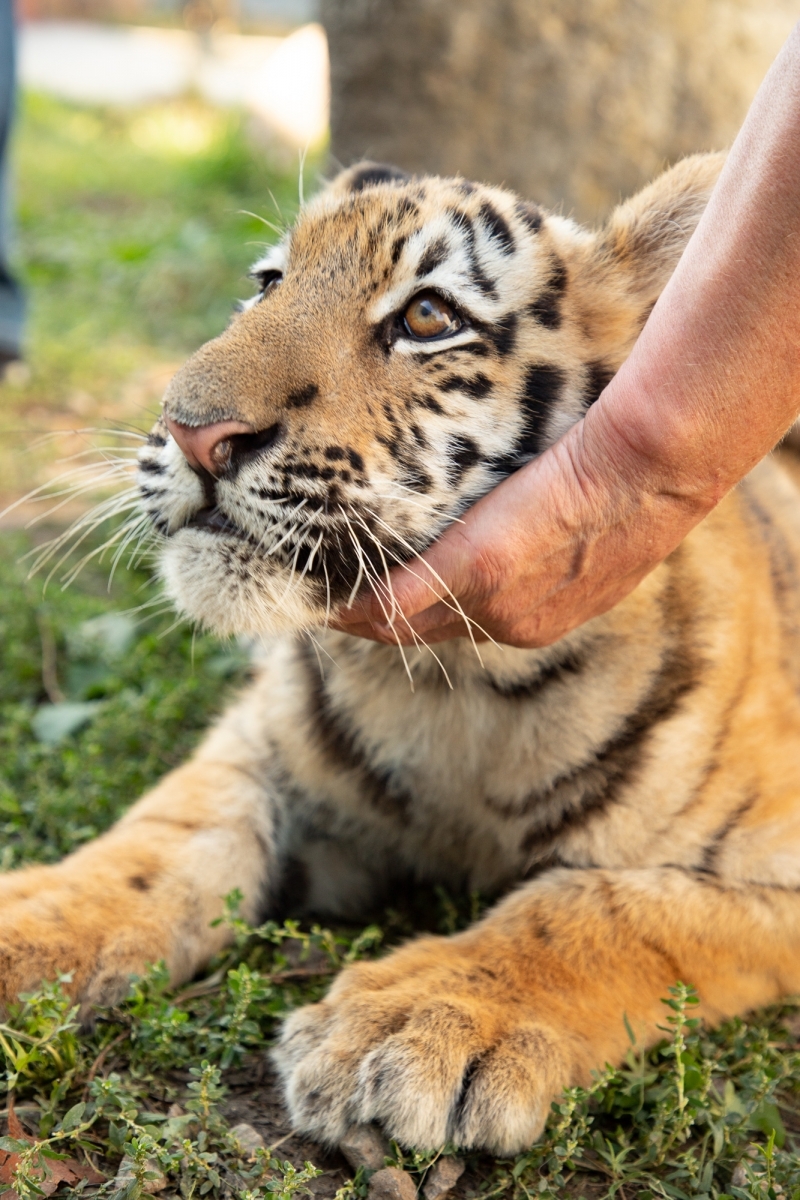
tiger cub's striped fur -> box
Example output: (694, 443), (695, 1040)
(4, 153), (800, 1154)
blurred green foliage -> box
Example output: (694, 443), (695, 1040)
(1, 91), (312, 503)
(16, 91), (302, 394)
(0, 530), (249, 868)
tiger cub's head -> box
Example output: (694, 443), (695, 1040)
(138, 153), (723, 637)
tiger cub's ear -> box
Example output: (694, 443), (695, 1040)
(327, 161), (412, 195)
(571, 151), (727, 363)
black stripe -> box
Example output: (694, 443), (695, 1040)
(346, 163), (411, 193)
(741, 485), (800, 694)
(376, 433), (403, 461)
(137, 459), (165, 474)
(528, 260), (567, 330)
(516, 202), (543, 234)
(449, 209), (498, 298)
(505, 561), (701, 858)
(489, 362), (566, 476)
(527, 293), (561, 330)
(478, 200), (515, 254)
(486, 650), (584, 699)
(447, 435), (480, 484)
(417, 236), (448, 276)
(699, 792), (759, 874)
(282, 459), (337, 481)
(440, 373), (493, 399)
(417, 393), (444, 414)
(391, 235), (407, 265)
(670, 666), (748, 824)
(583, 360), (615, 409)
(300, 644), (413, 819)
(396, 448), (433, 493)
(286, 384), (319, 409)
(485, 313), (518, 356)
(452, 342), (489, 357)
(397, 196), (420, 220)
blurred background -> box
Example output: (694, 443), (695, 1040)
(0, 0), (798, 858)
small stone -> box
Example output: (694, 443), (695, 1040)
(167, 1103), (185, 1119)
(368, 1167), (418, 1200)
(423, 1158), (465, 1200)
(731, 1164), (748, 1188)
(114, 1155), (168, 1194)
(340, 1123), (392, 1172)
(230, 1121), (266, 1156)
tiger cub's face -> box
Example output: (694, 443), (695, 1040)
(137, 156), (722, 637)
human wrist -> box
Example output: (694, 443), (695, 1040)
(576, 369), (722, 531)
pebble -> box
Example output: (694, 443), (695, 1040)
(368, 1166), (418, 1200)
(423, 1157), (465, 1200)
(230, 1122), (267, 1156)
(731, 1164), (748, 1188)
(339, 1123), (391, 1171)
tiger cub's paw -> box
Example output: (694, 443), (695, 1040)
(0, 863), (174, 1016)
(273, 934), (578, 1154)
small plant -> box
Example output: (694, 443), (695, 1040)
(239, 1154), (323, 1200)
(467, 984), (800, 1200)
(0, 904), (389, 1199)
(0, 975), (82, 1092)
(215, 888), (384, 970)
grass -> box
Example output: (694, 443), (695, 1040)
(2, 90), (800, 1200)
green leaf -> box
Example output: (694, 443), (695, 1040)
(31, 700), (104, 744)
(0, 1135), (31, 1152)
(58, 1100), (86, 1131)
(749, 1100), (786, 1148)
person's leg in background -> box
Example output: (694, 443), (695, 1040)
(0, 0), (24, 365)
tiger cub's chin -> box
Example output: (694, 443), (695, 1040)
(158, 529), (326, 639)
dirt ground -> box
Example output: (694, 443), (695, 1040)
(220, 1056), (498, 1200)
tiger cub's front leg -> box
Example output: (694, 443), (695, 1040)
(0, 734), (279, 1013)
(276, 866), (800, 1154)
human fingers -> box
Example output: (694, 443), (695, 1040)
(328, 614), (481, 646)
(334, 560), (444, 628)
(335, 520), (482, 628)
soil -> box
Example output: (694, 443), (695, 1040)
(221, 1055), (502, 1200)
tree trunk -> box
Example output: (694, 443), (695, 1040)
(322, 0), (796, 222)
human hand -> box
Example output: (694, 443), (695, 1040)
(331, 401), (715, 649)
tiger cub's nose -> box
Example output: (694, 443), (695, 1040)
(164, 416), (257, 477)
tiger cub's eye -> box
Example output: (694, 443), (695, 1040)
(403, 292), (461, 339)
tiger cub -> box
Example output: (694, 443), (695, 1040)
(3, 152), (800, 1156)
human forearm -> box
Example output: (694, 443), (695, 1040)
(596, 20), (800, 510)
